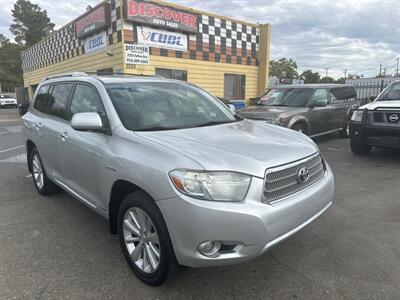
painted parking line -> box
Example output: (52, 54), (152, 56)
(0, 145), (24, 154)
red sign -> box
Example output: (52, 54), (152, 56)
(125, 0), (198, 33)
(75, 4), (110, 38)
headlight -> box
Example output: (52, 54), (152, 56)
(351, 110), (364, 122)
(169, 170), (251, 202)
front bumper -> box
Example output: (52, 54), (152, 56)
(350, 122), (400, 149)
(157, 164), (334, 267)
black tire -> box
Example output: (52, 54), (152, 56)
(29, 148), (60, 195)
(338, 123), (350, 138)
(291, 122), (308, 135)
(351, 139), (371, 155)
(118, 191), (181, 286)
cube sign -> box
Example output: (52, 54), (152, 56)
(76, 4), (111, 39)
(124, 0), (198, 33)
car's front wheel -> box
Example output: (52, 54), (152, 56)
(29, 148), (60, 195)
(350, 139), (371, 155)
(118, 191), (180, 286)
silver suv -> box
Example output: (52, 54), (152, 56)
(22, 72), (334, 285)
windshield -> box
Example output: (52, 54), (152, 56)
(257, 88), (312, 107)
(378, 82), (400, 101)
(106, 82), (238, 131)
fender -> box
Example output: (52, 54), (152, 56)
(288, 115), (311, 131)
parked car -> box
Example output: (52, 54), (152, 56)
(350, 80), (400, 155)
(238, 84), (359, 138)
(22, 73), (334, 286)
(0, 95), (18, 108)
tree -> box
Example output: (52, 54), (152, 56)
(320, 76), (334, 83)
(269, 58), (298, 79)
(335, 77), (346, 84)
(300, 69), (321, 84)
(0, 41), (24, 91)
(10, 0), (55, 46)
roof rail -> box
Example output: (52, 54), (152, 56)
(43, 72), (89, 81)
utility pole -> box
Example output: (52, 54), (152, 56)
(379, 64), (382, 77)
(383, 67), (387, 77)
(344, 69), (347, 79)
(325, 68), (329, 78)
(397, 57), (399, 77)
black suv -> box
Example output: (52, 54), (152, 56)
(349, 81), (400, 154)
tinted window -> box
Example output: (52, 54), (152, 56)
(224, 74), (246, 100)
(69, 84), (105, 118)
(106, 82), (237, 131)
(258, 88), (312, 107)
(47, 84), (73, 119)
(329, 87), (357, 104)
(311, 89), (328, 105)
(379, 82), (400, 101)
(33, 85), (50, 113)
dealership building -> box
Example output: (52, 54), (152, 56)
(21, 0), (271, 101)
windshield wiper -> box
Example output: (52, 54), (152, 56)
(135, 126), (182, 132)
(196, 120), (237, 127)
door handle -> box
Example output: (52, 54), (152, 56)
(35, 122), (43, 129)
(60, 132), (69, 142)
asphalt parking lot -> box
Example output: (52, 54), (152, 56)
(1, 108), (399, 299)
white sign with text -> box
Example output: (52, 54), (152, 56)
(137, 26), (188, 51)
(84, 31), (107, 54)
(124, 44), (150, 65)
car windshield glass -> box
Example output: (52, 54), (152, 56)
(379, 83), (400, 101)
(257, 88), (312, 107)
(106, 81), (238, 131)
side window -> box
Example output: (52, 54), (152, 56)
(311, 89), (328, 106)
(33, 85), (50, 113)
(330, 87), (357, 104)
(47, 83), (73, 119)
(69, 84), (105, 118)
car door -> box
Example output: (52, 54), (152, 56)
(36, 83), (73, 181)
(58, 83), (110, 209)
(308, 88), (331, 135)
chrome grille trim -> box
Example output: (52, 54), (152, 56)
(368, 110), (400, 126)
(263, 153), (325, 203)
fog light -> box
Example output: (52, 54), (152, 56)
(198, 240), (221, 257)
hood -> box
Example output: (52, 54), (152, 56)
(361, 100), (400, 110)
(237, 106), (307, 120)
(136, 120), (318, 178)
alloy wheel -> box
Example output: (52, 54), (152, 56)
(123, 207), (161, 274)
(32, 154), (44, 190)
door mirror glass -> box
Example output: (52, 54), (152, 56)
(71, 112), (104, 131)
(227, 104), (236, 112)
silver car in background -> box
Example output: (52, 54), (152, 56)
(22, 73), (334, 286)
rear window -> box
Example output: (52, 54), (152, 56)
(33, 85), (50, 113)
(329, 87), (357, 104)
(47, 83), (73, 119)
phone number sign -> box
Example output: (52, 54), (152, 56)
(125, 44), (150, 65)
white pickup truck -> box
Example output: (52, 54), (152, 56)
(349, 80), (400, 154)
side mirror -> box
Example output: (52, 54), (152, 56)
(71, 112), (104, 131)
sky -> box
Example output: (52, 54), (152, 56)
(0, 0), (399, 79)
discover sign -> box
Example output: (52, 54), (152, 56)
(125, 44), (150, 65)
(137, 26), (187, 51)
(125, 0), (198, 33)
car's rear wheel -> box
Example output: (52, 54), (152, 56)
(118, 191), (180, 286)
(30, 148), (60, 195)
(350, 139), (371, 155)
(338, 123), (350, 138)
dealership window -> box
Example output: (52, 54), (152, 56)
(224, 74), (246, 100)
(155, 68), (187, 81)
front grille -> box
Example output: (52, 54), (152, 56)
(263, 153), (325, 203)
(369, 110), (400, 126)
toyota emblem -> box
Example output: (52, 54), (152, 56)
(297, 167), (310, 183)
(389, 114), (399, 123)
